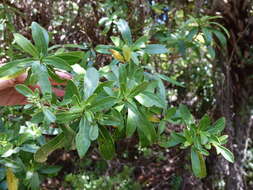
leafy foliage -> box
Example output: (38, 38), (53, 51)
(0, 1), (235, 187)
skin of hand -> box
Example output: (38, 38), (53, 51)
(0, 71), (72, 106)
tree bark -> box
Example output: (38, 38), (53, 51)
(204, 0), (253, 189)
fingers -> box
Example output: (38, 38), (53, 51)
(0, 79), (16, 91)
(52, 88), (65, 97)
(50, 71), (72, 86)
(0, 88), (27, 106)
(0, 73), (27, 91)
(31, 85), (65, 97)
(55, 71), (72, 80)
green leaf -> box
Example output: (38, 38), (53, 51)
(0, 58), (33, 78)
(144, 44), (168, 54)
(56, 111), (81, 123)
(164, 107), (177, 121)
(135, 91), (164, 108)
(186, 28), (198, 40)
(117, 19), (132, 45)
(84, 67), (99, 99)
(43, 109), (56, 123)
(44, 56), (72, 71)
(15, 84), (34, 97)
(156, 73), (184, 87)
(198, 115), (211, 131)
(200, 132), (209, 145)
(126, 107), (138, 137)
(127, 102), (156, 142)
(95, 45), (114, 54)
(179, 104), (194, 125)
(207, 117), (226, 134)
(207, 46), (215, 59)
(160, 132), (186, 148)
(30, 172), (40, 190)
(89, 124), (99, 141)
(122, 45), (131, 62)
(64, 80), (81, 102)
(75, 117), (91, 158)
(133, 36), (148, 50)
(214, 144), (234, 163)
(32, 62), (52, 97)
(14, 33), (39, 58)
(191, 147), (207, 178)
(55, 51), (84, 65)
(88, 97), (117, 112)
(59, 125), (75, 150)
(98, 126), (115, 160)
(118, 64), (127, 93)
(34, 133), (65, 162)
(128, 82), (149, 98)
(202, 27), (213, 45)
(212, 29), (227, 45)
(31, 22), (49, 56)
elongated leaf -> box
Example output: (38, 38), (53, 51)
(186, 27), (198, 40)
(15, 84), (34, 97)
(32, 62), (52, 97)
(202, 27), (213, 45)
(98, 126), (115, 160)
(133, 36), (148, 50)
(119, 64), (127, 93)
(56, 111), (81, 123)
(127, 102), (156, 142)
(34, 133), (65, 162)
(95, 45), (114, 54)
(88, 97), (117, 112)
(75, 117), (91, 158)
(144, 44), (167, 54)
(43, 109), (56, 123)
(64, 80), (81, 101)
(160, 132), (186, 148)
(30, 172), (40, 190)
(164, 107), (177, 121)
(129, 82), (149, 98)
(179, 104), (194, 125)
(44, 56), (72, 71)
(0, 58), (33, 78)
(156, 73), (184, 87)
(212, 29), (227, 45)
(31, 22), (49, 56)
(110, 49), (125, 62)
(207, 117), (225, 134)
(126, 107), (138, 137)
(6, 168), (19, 190)
(122, 45), (131, 62)
(198, 115), (211, 131)
(14, 33), (39, 57)
(89, 124), (99, 141)
(191, 147), (207, 178)
(117, 19), (132, 45)
(135, 91), (164, 108)
(215, 144), (234, 163)
(55, 51), (84, 65)
(84, 67), (99, 99)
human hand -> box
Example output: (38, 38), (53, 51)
(0, 71), (71, 106)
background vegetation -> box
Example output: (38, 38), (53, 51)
(0, 0), (253, 190)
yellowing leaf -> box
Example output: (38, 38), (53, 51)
(148, 115), (160, 123)
(0, 69), (26, 80)
(6, 168), (19, 190)
(109, 49), (125, 62)
(122, 45), (132, 62)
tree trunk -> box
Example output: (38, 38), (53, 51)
(203, 0), (253, 189)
